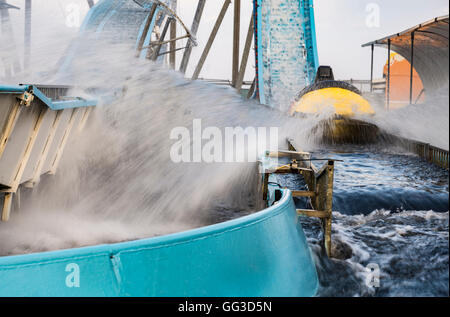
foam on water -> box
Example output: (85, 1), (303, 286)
(276, 146), (449, 297)
(303, 209), (449, 297)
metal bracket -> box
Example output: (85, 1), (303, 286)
(17, 91), (34, 107)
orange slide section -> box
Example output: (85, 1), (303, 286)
(384, 53), (425, 109)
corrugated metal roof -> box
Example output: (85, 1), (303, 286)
(362, 15), (449, 91)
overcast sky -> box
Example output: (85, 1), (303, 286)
(4, 0), (449, 81)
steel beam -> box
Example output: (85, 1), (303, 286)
(169, 0), (177, 69)
(370, 44), (374, 92)
(192, 0), (231, 80)
(387, 39), (391, 111)
(232, 0), (241, 86)
(136, 3), (158, 57)
(235, 14), (254, 92)
(409, 31), (415, 104)
(179, 0), (206, 74)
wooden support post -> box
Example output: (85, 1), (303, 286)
(268, 150), (311, 158)
(169, 0), (177, 69)
(49, 108), (80, 175)
(1, 105), (47, 221)
(24, 0), (32, 70)
(262, 173), (269, 201)
(25, 110), (63, 187)
(301, 170), (315, 197)
(179, 0), (206, 74)
(77, 107), (92, 132)
(297, 209), (327, 218)
(8, 107), (47, 193)
(192, 0), (231, 80)
(312, 159), (334, 257)
(292, 190), (315, 198)
(136, 3), (158, 57)
(425, 143), (431, 162)
(267, 138), (337, 256)
(232, 0), (241, 87)
(0, 101), (23, 159)
(323, 160), (334, 257)
(314, 172), (324, 211)
(1, 193), (13, 222)
(13, 185), (20, 210)
(235, 14), (254, 93)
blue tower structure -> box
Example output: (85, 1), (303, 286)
(253, 0), (319, 108)
(300, 0), (319, 82)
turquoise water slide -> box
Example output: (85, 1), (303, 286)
(0, 189), (318, 296)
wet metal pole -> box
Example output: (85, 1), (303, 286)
(192, 0), (231, 80)
(135, 2), (157, 57)
(235, 14), (254, 93)
(179, 0), (206, 74)
(232, 0), (241, 87)
(370, 44), (374, 92)
(24, 0), (31, 70)
(169, 0), (177, 69)
(409, 31), (415, 104)
(387, 39), (391, 111)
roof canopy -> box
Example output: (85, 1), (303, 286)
(363, 15), (449, 92)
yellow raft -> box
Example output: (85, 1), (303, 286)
(289, 66), (379, 144)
